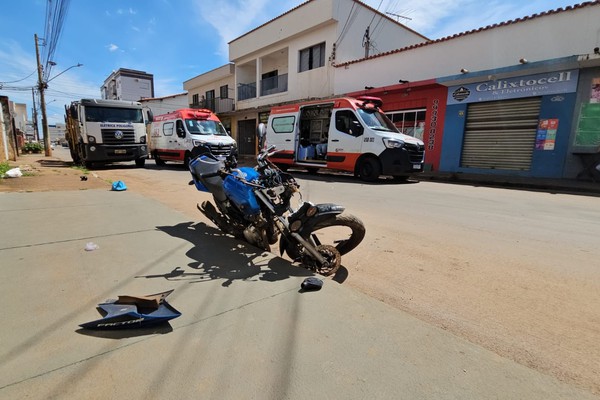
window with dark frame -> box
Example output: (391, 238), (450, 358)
(220, 85), (228, 99)
(386, 108), (427, 139)
(299, 42), (326, 72)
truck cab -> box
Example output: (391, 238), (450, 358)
(64, 98), (152, 168)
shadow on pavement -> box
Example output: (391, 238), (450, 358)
(75, 323), (174, 339)
(148, 221), (313, 286)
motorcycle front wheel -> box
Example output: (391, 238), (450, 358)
(284, 213), (366, 261)
(303, 245), (341, 276)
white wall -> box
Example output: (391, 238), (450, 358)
(141, 94), (189, 117)
(119, 76), (153, 101)
(331, 0), (427, 63)
(335, 4), (600, 94)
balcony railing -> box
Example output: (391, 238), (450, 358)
(237, 82), (256, 101)
(260, 74), (288, 96)
(190, 97), (235, 113)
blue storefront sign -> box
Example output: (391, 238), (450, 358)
(447, 70), (579, 105)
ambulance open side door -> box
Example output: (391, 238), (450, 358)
(267, 114), (297, 158)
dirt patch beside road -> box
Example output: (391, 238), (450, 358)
(0, 155), (110, 192)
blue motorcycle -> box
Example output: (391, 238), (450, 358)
(189, 145), (366, 276)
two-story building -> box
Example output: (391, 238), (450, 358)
(184, 0), (600, 180)
(185, 0), (427, 155)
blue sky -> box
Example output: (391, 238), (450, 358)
(0, 0), (583, 125)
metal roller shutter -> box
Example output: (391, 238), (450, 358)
(461, 97), (541, 170)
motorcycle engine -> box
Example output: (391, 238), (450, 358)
(243, 225), (270, 251)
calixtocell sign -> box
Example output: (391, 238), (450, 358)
(447, 70), (579, 105)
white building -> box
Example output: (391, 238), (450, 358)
(101, 69), (154, 101)
(140, 93), (189, 118)
(334, 3), (600, 94)
(182, 0), (600, 179)
(186, 0), (427, 155)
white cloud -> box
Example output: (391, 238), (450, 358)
(194, 0), (298, 59)
(107, 43), (119, 52)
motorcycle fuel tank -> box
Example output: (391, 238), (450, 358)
(223, 167), (261, 215)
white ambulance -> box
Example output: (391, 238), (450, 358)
(150, 108), (237, 166)
(266, 96), (425, 181)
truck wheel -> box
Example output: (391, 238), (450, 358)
(154, 152), (166, 166)
(357, 157), (381, 182)
(135, 158), (146, 167)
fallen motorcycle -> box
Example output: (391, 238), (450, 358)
(188, 145), (366, 276)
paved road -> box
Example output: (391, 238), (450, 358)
(48, 147), (600, 395)
(1, 149), (599, 398)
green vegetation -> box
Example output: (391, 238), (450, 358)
(70, 165), (89, 175)
(22, 142), (44, 153)
(0, 161), (10, 178)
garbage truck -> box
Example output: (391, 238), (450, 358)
(64, 98), (153, 168)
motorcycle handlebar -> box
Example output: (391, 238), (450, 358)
(258, 145), (278, 163)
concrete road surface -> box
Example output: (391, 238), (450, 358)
(0, 189), (597, 399)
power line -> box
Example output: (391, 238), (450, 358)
(41, 0), (72, 80)
(0, 70), (38, 84)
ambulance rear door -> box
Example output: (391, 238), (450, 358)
(267, 112), (297, 159)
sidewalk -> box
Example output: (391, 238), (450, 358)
(419, 170), (600, 196)
(1, 189), (597, 399)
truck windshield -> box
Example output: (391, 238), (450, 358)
(185, 119), (228, 136)
(85, 107), (144, 123)
(357, 108), (398, 133)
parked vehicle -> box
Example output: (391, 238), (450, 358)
(64, 98), (152, 168)
(266, 96), (425, 181)
(150, 108), (237, 167)
(189, 145), (366, 276)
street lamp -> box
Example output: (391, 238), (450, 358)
(47, 63), (83, 83)
(34, 33), (82, 156)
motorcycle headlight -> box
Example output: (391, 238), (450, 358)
(383, 138), (404, 149)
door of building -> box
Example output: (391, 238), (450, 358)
(238, 119), (257, 155)
(461, 97), (541, 170)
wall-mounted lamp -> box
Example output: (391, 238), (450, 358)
(594, 47), (600, 55)
(398, 79), (409, 84)
(519, 58), (528, 64)
(460, 68), (469, 74)
(364, 86), (374, 90)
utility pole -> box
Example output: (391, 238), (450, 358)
(363, 26), (370, 58)
(34, 33), (52, 156)
(31, 88), (39, 142)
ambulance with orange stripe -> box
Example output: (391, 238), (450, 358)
(266, 96), (425, 181)
(150, 108), (236, 166)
